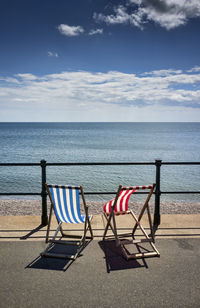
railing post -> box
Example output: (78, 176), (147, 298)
(154, 159), (162, 226)
(41, 159), (48, 226)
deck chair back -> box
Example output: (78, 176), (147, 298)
(48, 185), (85, 223)
(104, 185), (154, 214)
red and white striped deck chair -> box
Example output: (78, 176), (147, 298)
(103, 183), (160, 260)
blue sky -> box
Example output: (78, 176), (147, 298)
(0, 0), (200, 122)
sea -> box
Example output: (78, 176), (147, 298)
(0, 122), (200, 203)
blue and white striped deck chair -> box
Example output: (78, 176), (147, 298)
(41, 184), (93, 260)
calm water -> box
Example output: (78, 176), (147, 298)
(0, 122), (200, 202)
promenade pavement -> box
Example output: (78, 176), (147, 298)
(0, 214), (200, 307)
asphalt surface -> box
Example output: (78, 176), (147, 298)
(0, 238), (200, 308)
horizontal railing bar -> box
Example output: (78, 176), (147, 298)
(0, 162), (154, 166)
(0, 191), (150, 196)
(0, 163), (40, 166)
(1, 191), (200, 196)
(161, 191), (200, 194)
(0, 193), (41, 196)
(0, 161), (200, 167)
(84, 191), (149, 195)
(162, 162), (200, 165)
(46, 162), (155, 166)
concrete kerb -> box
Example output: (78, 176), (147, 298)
(0, 214), (199, 241)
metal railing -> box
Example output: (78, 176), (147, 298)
(0, 159), (199, 226)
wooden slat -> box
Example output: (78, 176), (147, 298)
(40, 252), (75, 260)
(121, 248), (160, 260)
(50, 239), (80, 246)
(128, 251), (160, 259)
(62, 233), (83, 239)
(121, 238), (153, 245)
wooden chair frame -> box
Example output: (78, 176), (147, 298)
(103, 183), (160, 260)
(41, 184), (93, 261)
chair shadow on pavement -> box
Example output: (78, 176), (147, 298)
(98, 240), (148, 273)
(20, 224), (44, 240)
(26, 240), (91, 272)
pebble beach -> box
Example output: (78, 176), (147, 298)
(0, 198), (199, 216)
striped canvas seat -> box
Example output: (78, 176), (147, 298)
(48, 185), (89, 223)
(103, 185), (153, 214)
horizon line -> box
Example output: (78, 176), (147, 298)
(0, 121), (200, 124)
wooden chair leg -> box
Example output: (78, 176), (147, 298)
(87, 216), (93, 239)
(46, 204), (53, 243)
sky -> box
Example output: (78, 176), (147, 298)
(0, 0), (200, 122)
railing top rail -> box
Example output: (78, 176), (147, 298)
(162, 162), (200, 165)
(46, 162), (155, 166)
(0, 161), (200, 167)
(0, 163), (41, 166)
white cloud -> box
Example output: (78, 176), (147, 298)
(1, 68), (200, 113)
(142, 69), (183, 77)
(48, 51), (59, 58)
(88, 28), (103, 35)
(15, 73), (37, 81)
(1, 68), (200, 121)
(58, 24), (84, 36)
(94, 0), (200, 30)
(94, 6), (144, 29)
(0, 77), (20, 84)
(188, 66), (200, 73)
